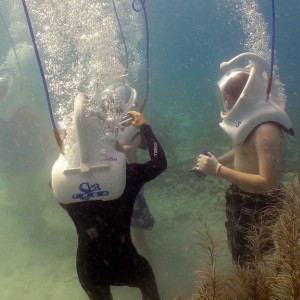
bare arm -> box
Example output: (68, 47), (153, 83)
(120, 134), (141, 163)
(218, 124), (283, 193)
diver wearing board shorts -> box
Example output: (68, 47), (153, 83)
(194, 53), (294, 267)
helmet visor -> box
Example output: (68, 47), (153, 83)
(217, 69), (250, 114)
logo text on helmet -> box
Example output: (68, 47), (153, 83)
(72, 182), (109, 200)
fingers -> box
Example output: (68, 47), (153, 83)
(207, 152), (213, 158)
(127, 111), (139, 125)
(127, 111), (147, 128)
(197, 153), (213, 171)
(127, 111), (138, 118)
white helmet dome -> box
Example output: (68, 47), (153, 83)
(100, 85), (137, 114)
(115, 85), (140, 146)
(218, 52), (294, 144)
(116, 85), (137, 113)
(115, 85), (137, 113)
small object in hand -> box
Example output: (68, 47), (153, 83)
(190, 150), (210, 178)
(119, 115), (133, 126)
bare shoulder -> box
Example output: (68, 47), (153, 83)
(255, 123), (283, 139)
(254, 123), (284, 150)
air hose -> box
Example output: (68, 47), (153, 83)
(266, 0), (275, 100)
(111, 0), (129, 75)
(21, 0), (63, 152)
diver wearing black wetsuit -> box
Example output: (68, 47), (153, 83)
(61, 123), (167, 300)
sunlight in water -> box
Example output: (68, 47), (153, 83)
(28, 0), (143, 120)
(27, 0), (144, 162)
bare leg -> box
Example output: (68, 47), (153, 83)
(131, 227), (152, 258)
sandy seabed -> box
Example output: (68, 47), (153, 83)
(0, 166), (233, 300)
(2, 169), (295, 299)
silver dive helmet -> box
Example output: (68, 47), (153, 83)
(114, 84), (140, 146)
(217, 52), (294, 144)
(100, 84), (137, 116)
(115, 85), (137, 113)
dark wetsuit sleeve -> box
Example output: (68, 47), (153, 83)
(137, 124), (167, 182)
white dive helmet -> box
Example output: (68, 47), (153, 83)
(51, 93), (127, 204)
(116, 84), (140, 146)
(100, 84), (137, 114)
(218, 52), (294, 144)
(115, 85), (137, 113)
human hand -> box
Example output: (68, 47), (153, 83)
(191, 150), (209, 178)
(196, 152), (222, 176)
(127, 111), (148, 128)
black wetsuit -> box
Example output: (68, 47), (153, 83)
(61, 124), (167, 300)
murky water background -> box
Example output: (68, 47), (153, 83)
(0, 0), (299, 299)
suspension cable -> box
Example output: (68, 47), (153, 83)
(266, 0), (276, 100)
(111, 0), (129, 75)
(132, 0), (149, 112)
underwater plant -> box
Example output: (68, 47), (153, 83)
(193, 181), (300, 300)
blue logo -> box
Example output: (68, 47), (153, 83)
(72, 182), (109, 200)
